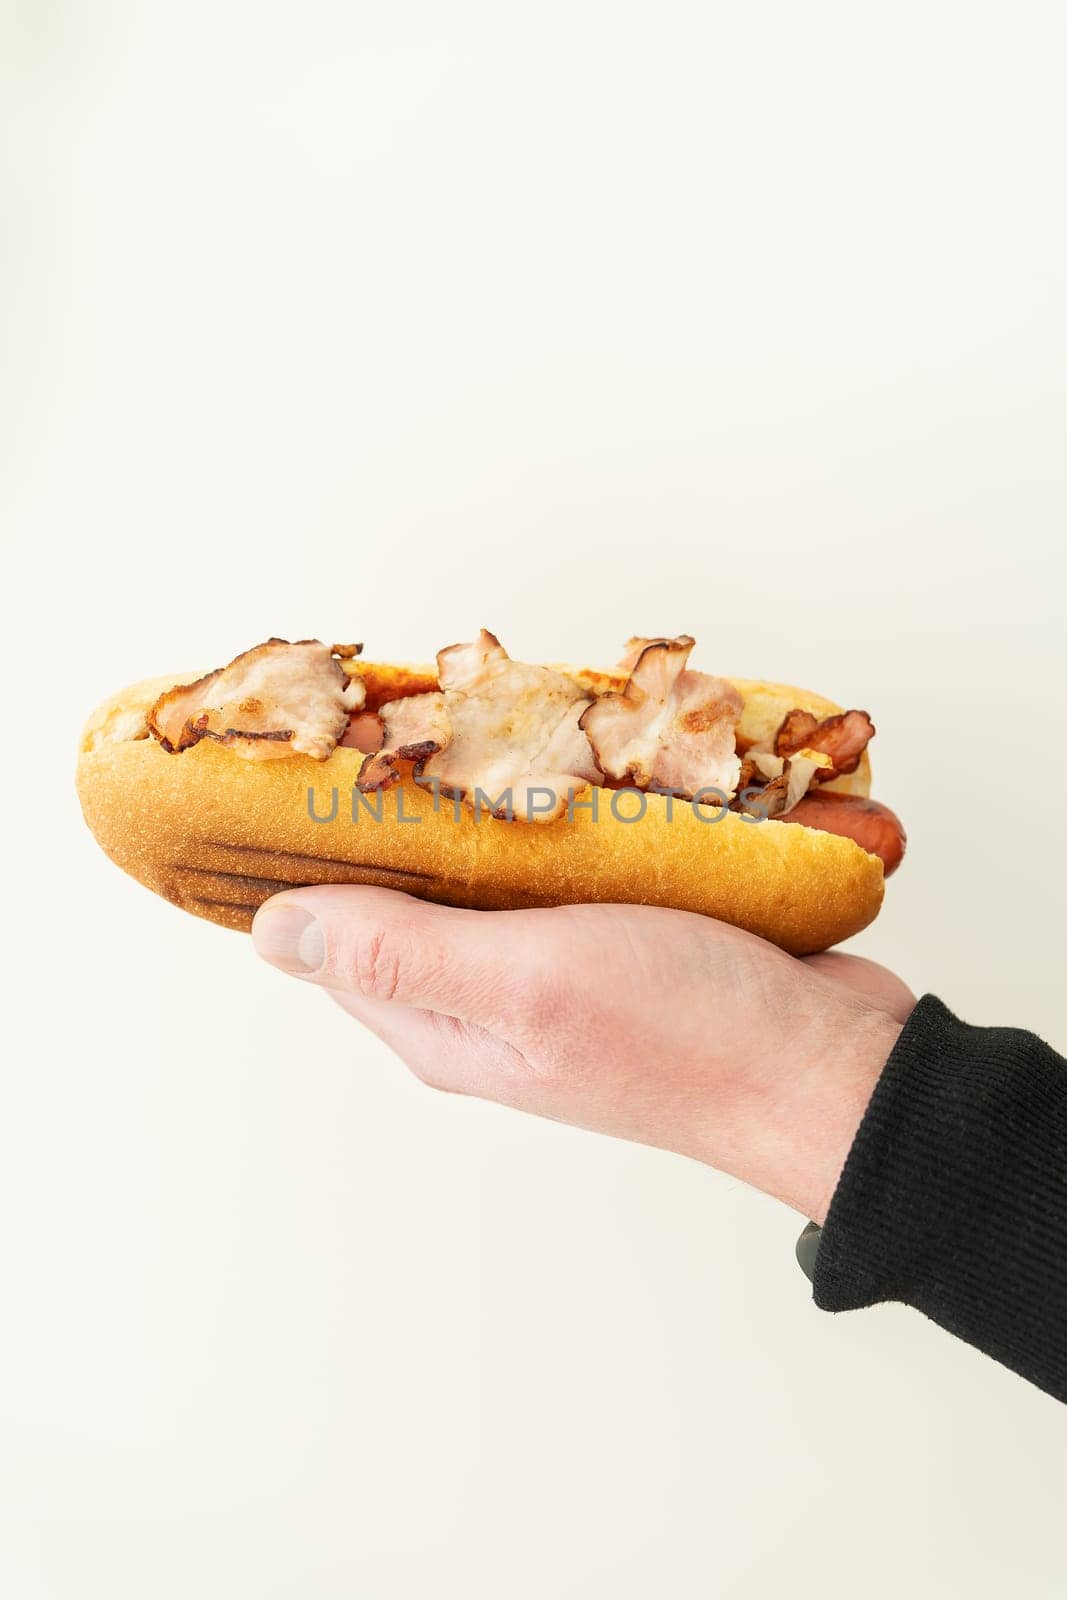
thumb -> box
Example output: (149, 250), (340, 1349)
(251, 885), (550, 1032)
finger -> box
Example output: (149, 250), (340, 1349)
(326, 988), (527, 1097)
(251, 885), (554, 1032)
(802, 951), (916, 1023)
(326, 987), (468, 1091)
(326, 986), (441, 1058)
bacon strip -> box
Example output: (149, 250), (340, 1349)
(775, 708), (875, 778)
(148, 639), (364, 762)
(358, 691), (451, 790)
(357, 629), (602, 822)
(580, 636), (742, 802)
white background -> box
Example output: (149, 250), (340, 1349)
(3, 3), (1067, 1595)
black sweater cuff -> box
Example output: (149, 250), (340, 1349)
(813, 994), (1067, 1404)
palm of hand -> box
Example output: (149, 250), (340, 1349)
(254, 888), (912, 1223)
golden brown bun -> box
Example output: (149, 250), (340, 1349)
(76, 663), (883, 956)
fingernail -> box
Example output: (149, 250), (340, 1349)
(251, 904), (325, 975)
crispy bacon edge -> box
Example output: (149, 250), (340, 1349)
(357, 729), (448, 792)
(774, 707), (875, 779)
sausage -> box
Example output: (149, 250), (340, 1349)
(340, 711), (384, 754)
(779, 791), (907, 877)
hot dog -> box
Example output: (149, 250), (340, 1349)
(76, 630), (905, 956)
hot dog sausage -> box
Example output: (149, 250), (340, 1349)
(779, 791), (906, 877)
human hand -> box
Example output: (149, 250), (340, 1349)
(251, 889), (914, 1223)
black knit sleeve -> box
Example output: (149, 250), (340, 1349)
(813, 994), (1067, 1404)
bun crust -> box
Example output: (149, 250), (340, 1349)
(77, 663), (883, 956)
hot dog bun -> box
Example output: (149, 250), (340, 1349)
(77, 662), (883, 956)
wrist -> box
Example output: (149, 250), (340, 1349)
(798, 1008), (901, 1223)
(703, 1005), (900, 1224)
